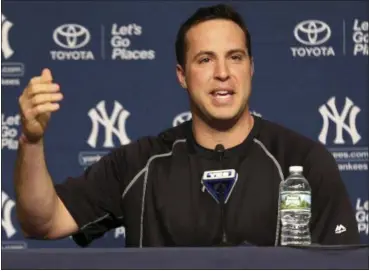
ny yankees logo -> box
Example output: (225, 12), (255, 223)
(2, 14), (14, 59)
(2, 191), (16, 239)
(87, 100), (131, 148)
(319, 97), (361, 145)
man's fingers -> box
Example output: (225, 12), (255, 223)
(33, 103), (60, 115)
(30, 93), (63, 106)
(29, 76), (44, 85)
(41, 68), (53, 82)
(21, 100), (60, 121)
(28, 69), (53, 85)
(27, 83), (60, 96)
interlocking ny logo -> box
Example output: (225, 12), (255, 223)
(1, 14), (14, 59)
(319, 97), (361, 145)
(87, 100), (131, 148)
(1, 191), (16, 238)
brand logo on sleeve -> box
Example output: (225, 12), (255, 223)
(334, 224), (347, 234)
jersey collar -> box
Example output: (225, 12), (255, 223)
(186, 115), (262, 159)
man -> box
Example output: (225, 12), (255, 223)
(15, 4), (359, 247)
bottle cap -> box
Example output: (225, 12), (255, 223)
(289, 165), (303, 173)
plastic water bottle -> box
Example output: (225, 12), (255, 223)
(280, 166), (312, 246)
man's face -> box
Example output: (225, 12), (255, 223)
(177, 19), (253, 122)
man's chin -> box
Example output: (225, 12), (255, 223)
(192, 103), (247, 127)
(210, 115), (236, 121)
(202, 110), (240, 125)
(207, 109), (239, 121)
(203, 115), (239, 131)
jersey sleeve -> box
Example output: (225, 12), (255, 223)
(304, 144), (360, 245)
(54, 147), (126, 247)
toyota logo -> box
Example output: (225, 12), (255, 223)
(173, 112), (192, 127)
(294, 20), (331, 46)
(53, 24), (90, 49)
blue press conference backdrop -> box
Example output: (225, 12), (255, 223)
(1, 1), (368, 248)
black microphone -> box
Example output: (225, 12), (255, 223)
(215, 144), (225, 162)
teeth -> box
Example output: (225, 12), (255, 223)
(213, 90), (232, 95)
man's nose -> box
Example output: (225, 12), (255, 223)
(214, 60), (230, 81)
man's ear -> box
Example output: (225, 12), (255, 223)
(176, 64), (187, 89)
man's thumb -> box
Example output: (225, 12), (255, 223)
(41, 68), (53, 82)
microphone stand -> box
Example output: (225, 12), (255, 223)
(215, 144), (231, 246)
(219, 185), (228, 245)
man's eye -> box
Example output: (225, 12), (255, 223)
(231, 54), (243, 60)
(199, 57), (210, 63)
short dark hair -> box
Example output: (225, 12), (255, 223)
(175, 4), (252, 68)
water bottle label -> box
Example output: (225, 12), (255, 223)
(280, 192), (311, 211)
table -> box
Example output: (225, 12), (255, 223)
(2, 246), (368, 269)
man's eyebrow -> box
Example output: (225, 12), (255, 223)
(192, 51), (216, 61)
(226, 49), (248, 56)
(192, 49), (248, 61)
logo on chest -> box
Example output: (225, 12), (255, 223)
(201, 169), (238, 204)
